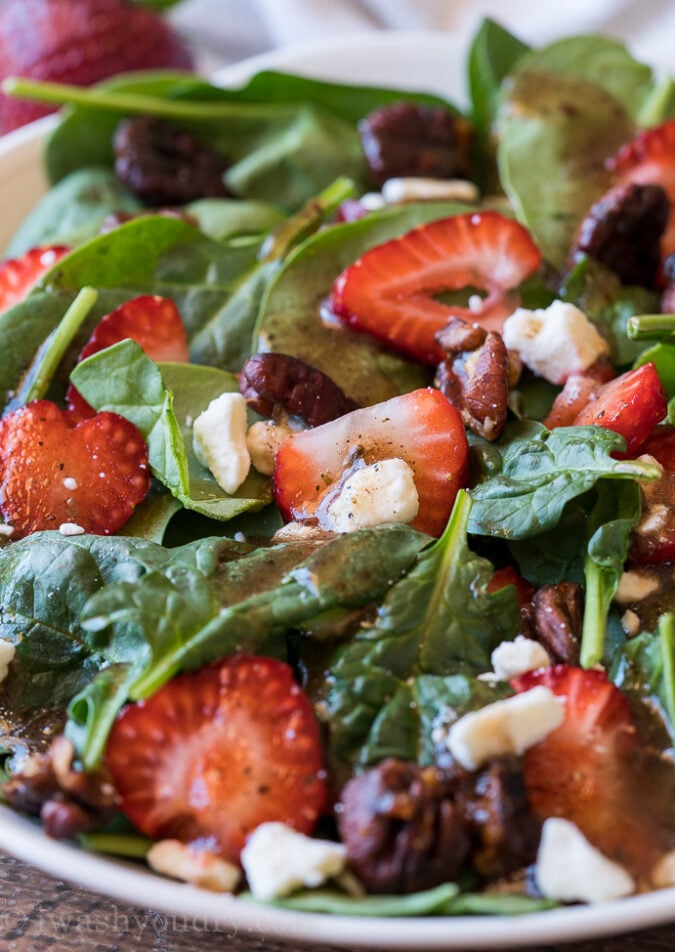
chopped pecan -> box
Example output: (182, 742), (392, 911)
(337, 758), (472, 894)
(239, 353), (359, 427)
(570, 183), (669, 288)
(358, 101), (474, 188)
(3, 735), (119, 839)
(530, 582), (583, 665)
(113, 116), (230, 206)
(435, 326), (510, 441)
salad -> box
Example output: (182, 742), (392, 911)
(0, 17), (674, 922)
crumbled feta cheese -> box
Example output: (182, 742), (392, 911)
(0, 524), (14, 538)
(446, 686), (565, 770)
(322, 458), (419, 533)
(490, 636), (551, 681)
(246, 419), (293, 476)
(614, 570), (660, 603)
(63, 477), (78, 491)
(241, 822), (347, 900)
(381, 177), (480, 205)
(651, 850), (675, 888)
(59, 522), (85, 536)
(502, 300), (609, 385)
(620, 609), (641, 636)
(147, 839), (240, 893)
(535, 818), (635, 903)
(192, 392), (250, 494)
(0, 638), (15, 684)
(359, 191), (387, 211)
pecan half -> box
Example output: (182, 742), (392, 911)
(435, 322), (510, 441)
(530, 582), (583, 665)
(114, 116), (230, 206)
(239, 353), (359, 426)
(570, 183), (669, 288)
(358, 101), (474, 188)
(3, 735), (119, 839)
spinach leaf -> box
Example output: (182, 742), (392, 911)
(580, 480), (642, 668)
(184, 197), (285, 242)
(257, 201), (476, 405)
(81, 524), (428, 700)
(321, 491), (518, 768)
(70, 342), (272, 519)
(468, 422), (660, 540)
(118, 490), (183, 544)
(611, 614), (675, 741)
(508, 501), (586, 587)
(65, 663), (137, 770)
(0, 533), (152, 712)
(6, 167), (141, 255)
(260, 882), (459, 916)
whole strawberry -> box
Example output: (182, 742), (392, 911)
(0, 0), (194, 134)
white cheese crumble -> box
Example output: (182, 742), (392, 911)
(0, 638), (16, 684)
(381, 177), (480, 205)
(0, 524), (14, 538)
(246, 419), (293, 476)
(614, 570), (660, 603)
(241, 821), (347, 901)
(535, 818), (635, 903)
(446, 685), (565, 770)
(147, 839), (240, 893)
(489, 636), (551, 681)
(192, 392), (250, 494)
(651, 850), (675, 888)
(59, 522), (85, 536)
(322, 458), (419, 533)
(502, 300), (609, 385)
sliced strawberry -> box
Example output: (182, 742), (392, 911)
(274, 388), (468, 538)
(629, 424), (675, 564)
(543, 359), (617, 429)
(329, 212), (542, 365)
(0, 399), (149, 537)
(608, 120), (675, 258)
(487, 564), (535, 607)
(570, 362), (667, 457)
(105, 654), (327, 862)
(0, 245), (69, 313)
(66, 295), (190, 421)
(512, 665), (674, 877)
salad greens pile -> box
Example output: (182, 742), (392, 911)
(1, 17), (675, 917)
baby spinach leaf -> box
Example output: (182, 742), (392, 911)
(468, 422), (660, 540)
(508, 500), (586, 587)
(256, 201), (476, 405)
(70, 342), (272, 520)
(612, 614), (675, 741)
(6, 167), (141, 255)
(184, 197), (285, 242)
(81, 524), (428, 699)
(321, 491), (519, 768)
(260, 881), (459, 916)
(0, 533), (152, 712)
(65, 663), (137, 770)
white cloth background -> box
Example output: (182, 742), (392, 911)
(169, 0), (675, 75)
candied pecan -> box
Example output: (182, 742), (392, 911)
(358, 101), (474, 188)
(3, 735), (119, 838)
(435, 328), (509, 441)
(239, 353), (359, 426)
(530, 582), (583, 665)
(570, 183), (669, 288)
(463, 757), (541, 880)
(337, 758), (472, 894)
(113, 116), (230, 206)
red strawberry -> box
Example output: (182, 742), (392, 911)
(571, 362), (667, 457)
(0, 0), (193, 134)
(487, 564), (535, 607)
(329, 212), (541, 365)
(0, 399), (150, 537)
(66, 294), (190, 421)
(543, 359), (616, 429)
(105, 654), (327, 862)
(607, 120), (675, 257)
(629, 424), (675, 564)
(512, 665), (674, 877)
(273, 387), (468, 538)
(0, 245), (69, 312)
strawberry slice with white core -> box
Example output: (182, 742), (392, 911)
(105, 654), (327, 863)
(329, 212), (542, 364)
(66, 294), (190, 421)
(0, 399), (150, 537)
(608, 120), (675, 257)
(273, 387), (468, 538)
(0, 245), (69, 312)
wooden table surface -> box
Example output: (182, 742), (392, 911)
(2, 852), (674, 952)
